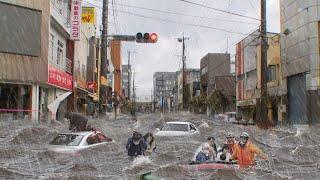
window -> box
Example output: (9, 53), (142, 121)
(49, 134), (84, 146)
(190, 124), (197, 131)
(201, 66), (208, 75)
(57, 40), (64, 65)
(268, 65), (277, 82)
(161, 124), (189, 132)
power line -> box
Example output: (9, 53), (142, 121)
(179, 0), (260, 21)
(114, 10), (255, 35)
(82, 0), (255, 35)
(248, 0), (260, 17)
(111, 0), (119, 33)
(110, 2), (259, 25)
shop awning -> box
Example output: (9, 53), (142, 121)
(48, 91), (72, 115)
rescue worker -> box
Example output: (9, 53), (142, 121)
(143, 132), (156, 155)
(126, 132), (147, 157)
(230, 132), (268, 168)
(216, 144), (231, 162)
(196, 137), (216, 162)
(225, 132), (237, 155)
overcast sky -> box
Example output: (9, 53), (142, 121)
(85, 0), (280, 100)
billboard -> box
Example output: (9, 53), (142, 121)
(48, 66), (73, 90)
(0, 2), (41, 56)
(82, 7), (95, 24)
(70, 0), (81, 40)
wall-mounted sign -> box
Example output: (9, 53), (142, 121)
(48, 66), (73, 90)
(82, 7), (95, 24)
(70, 0), (81, 40)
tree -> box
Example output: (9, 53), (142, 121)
(207, 90), (227, 114)
(190, 95), (207, 114)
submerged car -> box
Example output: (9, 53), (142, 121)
(154, 121), (199, 137)
(47, 131), (112, 153)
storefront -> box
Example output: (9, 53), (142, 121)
(0, 83), (32, 119)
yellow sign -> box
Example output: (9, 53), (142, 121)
(82, 7), (95, 24)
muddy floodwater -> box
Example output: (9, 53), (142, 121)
(1, 113), (320, 179)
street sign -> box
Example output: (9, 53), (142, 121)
(108, 35), (136, 42)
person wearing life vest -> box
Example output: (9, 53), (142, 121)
(230, 132), (268, 168)
(225, 132), (237, 155)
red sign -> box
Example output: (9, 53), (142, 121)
(87, 82), (96, 90)
(48, 66), (73, 90)
(70, 0), (81, 40)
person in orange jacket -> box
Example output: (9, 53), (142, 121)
(225, 132), (237, 155)
(230, 132), (268, 168)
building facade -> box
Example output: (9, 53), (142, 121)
(214, 75), (236, 112)
(200, 53), (231, 96)
(122, 64), (131, 99)
(153, 72), (176, 112)
(236, 30), (283, 123)
(72, 6), (97, 115)
(0, 0), (76, 122)
(177, 69), (201, 109)
(280, 0), (320, 124)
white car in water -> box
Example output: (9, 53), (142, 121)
(155, 122), (199, 137)
(47, 131), (112, 153)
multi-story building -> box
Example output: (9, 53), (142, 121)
(200, 53), (231, 96)
(0, 0), (76, 122)
(214, 75), (236, 112)
(280, 0), (320, 124)
(153, 72), (176, 111)
(110, 40), (122, 99)
(236, 30), (283, 122)
(122, 64), (131, 99)
(72, 6), (97, 115)
(177, 69), (201, 109)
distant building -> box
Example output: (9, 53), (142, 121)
(153, 72), (176, 112)
(122, 64), (131, 99)
(214, 75), (236, 112)
(110, 40), (122, 98)
(280, 0), (320, 124)
(177, 69), (201, 109)
(200, 53), (231, 96)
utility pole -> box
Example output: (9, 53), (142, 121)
(132, 72), (136, 118)
(258, 0), (269, 127)
(182, 36), (186, 110)
(161, 74), (165, 114)
(178, 35), (189, 110)
(100, 0), (109, 112)
(127, 51), (131, 101)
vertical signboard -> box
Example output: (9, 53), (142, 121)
(82, 7), (95, 24)
(70, 0), (81, 40)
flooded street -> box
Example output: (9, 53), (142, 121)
(1, 113), (320, 180)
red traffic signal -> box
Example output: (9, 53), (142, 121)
(136, 32), (158, 43)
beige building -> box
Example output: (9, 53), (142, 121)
(280, 0), (320, 124)
(0, 0), (50, 122)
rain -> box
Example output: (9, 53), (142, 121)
(1, 0), (320, 179)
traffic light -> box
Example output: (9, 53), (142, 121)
(136, 32), (158, 43)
